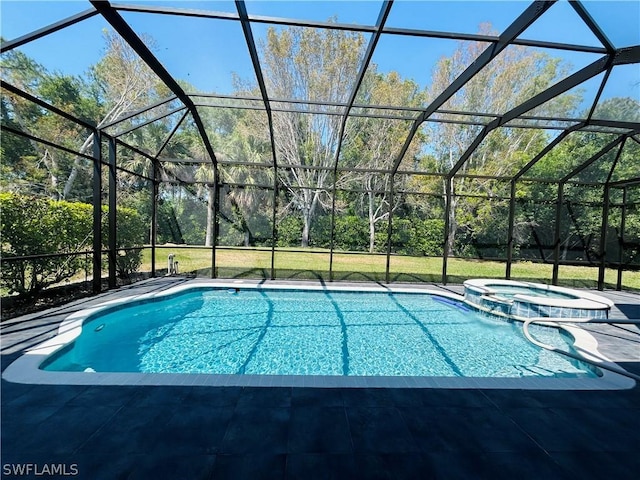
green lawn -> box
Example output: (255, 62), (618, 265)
(145, 246), (640, 290)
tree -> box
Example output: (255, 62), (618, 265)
(63, 29), (167, 198)
(423, 23), (582, 256)
(1, 50), (98, 200)
(1, 30), (167, 201)
(202, 105), (273, 247)
(522, 97), (640, 263)
(345, 71), (427, 252)
(254, 24), (368, 247)
(0, 95), (39, 193)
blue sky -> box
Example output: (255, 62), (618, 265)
(1, 1), (638, 108)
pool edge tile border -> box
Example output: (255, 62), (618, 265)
(2, 280), (636, 391)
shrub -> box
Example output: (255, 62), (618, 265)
(103, 205), (147, 278)
(276, 216), (303, 247)
(388, 217), (445, 256)
(410, 218), (445, 256)
(1, 193), (92, 295)
(309, 215), (331, 248)
(1, 192), (147, 295)
(333, 215), (369, 252)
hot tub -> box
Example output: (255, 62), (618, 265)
(463, 279), (614, 321)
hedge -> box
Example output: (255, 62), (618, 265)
(1, 192), (146, 295)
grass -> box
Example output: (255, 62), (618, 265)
(4, 246), (635, 319)
(145, 246), (640, 291)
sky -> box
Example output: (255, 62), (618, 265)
(1, 0), (639, 110)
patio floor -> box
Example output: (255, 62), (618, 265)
(2, 277), (639, 479)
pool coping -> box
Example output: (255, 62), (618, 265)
(2, 280), (636, 390)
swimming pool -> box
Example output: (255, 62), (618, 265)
(4, 281), (633, 389)
(40, 287), (595, 379)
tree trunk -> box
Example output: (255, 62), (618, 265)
(369, 221), (376, 254)
(368, 191), (376, 253)
(44, 150), (60, 199)
(62, 135), (94, 199)
(61, 101), (129, 199)
(301, 213), (311, 248)
(301, 191), (321, 248)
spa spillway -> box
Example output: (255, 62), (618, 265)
(463, 279), (614, 321)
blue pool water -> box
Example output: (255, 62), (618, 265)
(42, 288), (597, 378)
(487, 285), (577, 300)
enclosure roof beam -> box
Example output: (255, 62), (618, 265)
(189, 93), (525, 119)
(582, 44), (640, 125)
(155, 110), (189, 158)
(384, 29), (607, 54)
(513, 123), (586, 182)
(410, 54), (638, 183)
(159, 157), (212, 164)
(328, 1), (393, 280)
(1, 124), (96, 161)
(612, 45), (640, 65)
(235, 0), (278, 169)
(332, 0), (394, 171)
(190, 91), (640, 127)
(0, 8), (98, 53)
(1, 81), (96, 131)
(585, 64), (613, 122)
(391, 0), (555, 175)
(605, 137), (627, 184)
(418, 0), (555, 121)
(193, 102), (419, 122)
(560, 135), (625, 184)
(110, 136), (158, 163)
(506, 37), (605, 54)
(112, 2), (606, 54)
(609, 177), (640, 188)
(191, 97), (635, 131)
(112, 106), (188, 138)
(489, 55), (611, 125)
(570, 1), (615, 53)
(447, 51), (617, 180)
(234, 0), (280, 279)
(191, 98), (638, 132)
(90, 0), (219, 167)
(155, 176), (625, 189)
(588, 118), (640, 132)
(111, 2), (239, 21)
(191, 102), (614, 131)
(100, 95), (179, 129)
